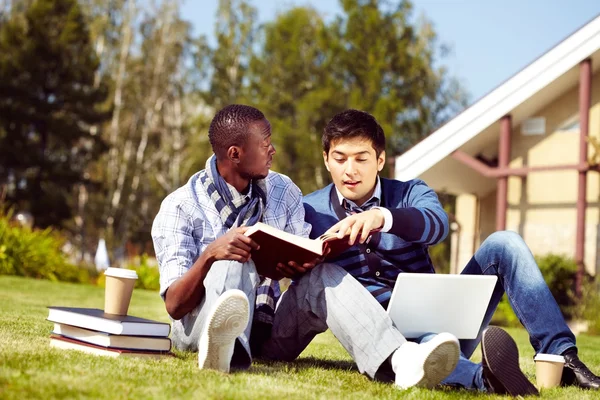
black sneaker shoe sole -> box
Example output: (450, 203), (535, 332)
(481, 327), (539, 397)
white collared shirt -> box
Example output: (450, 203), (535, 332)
(334, 177), (393, 232)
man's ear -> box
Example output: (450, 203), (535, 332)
(377, 150), (386, 172)
(323, 151), (330, 172)
(227, 146), (242, 163)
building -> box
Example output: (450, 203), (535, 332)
(394, 15), (600, 290)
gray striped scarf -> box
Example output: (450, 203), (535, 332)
(200, 155), (280, 331)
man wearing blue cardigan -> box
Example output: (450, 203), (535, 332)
(302, 109), (600, 395)
(154, 104), (460, 390)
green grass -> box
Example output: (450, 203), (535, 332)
(1, 276), (600, 399)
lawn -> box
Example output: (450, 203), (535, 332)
(1, 276), (599, 399)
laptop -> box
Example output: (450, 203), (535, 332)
(386, 273), (498, 339)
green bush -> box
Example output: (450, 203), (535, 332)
(97, 255), (160, 291)
(490, 253), (578, 327)
(569, 278), (600, 335)
(133, 255), (160, 291)
(583, 291), (600, 335)
(490, 295), (521, 328)
(0, 210), (87, 283)
(535, 253), (577, 318)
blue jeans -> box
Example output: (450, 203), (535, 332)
(420, 231), (576, 390)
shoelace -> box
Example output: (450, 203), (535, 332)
(569, 358), (600, 380)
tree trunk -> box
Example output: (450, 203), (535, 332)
(76, 26), (107, 260)
(105, 0), (135, 222)
(75, 183), (88, 261)
(107, 116), (137, 228)
(171, 96), (183, 189)
(114, 3), (173, 246)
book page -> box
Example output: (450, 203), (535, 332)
(319, 227), (381, 242)
(245, 222), (325, 255)
(319, 232), (343, 241)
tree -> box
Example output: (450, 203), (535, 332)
(184, 0), (256, 177)
(205, 0), (257, 110)
(247, 6), (336, 192)
(55, 0), (210, 261)
(328, 0), (468, 155)
(0, 0), (111, 228)
(246, 0), (468, 193)
(97, 0), (199, 254)
(0, 0), (467, 262)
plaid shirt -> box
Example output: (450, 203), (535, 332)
(151, 169), (311, 305)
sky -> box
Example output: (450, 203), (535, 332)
(181, 0), (600, 102)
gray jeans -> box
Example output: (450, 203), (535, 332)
(171, 260), (406, 378)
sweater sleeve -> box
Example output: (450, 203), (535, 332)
(387, 179), (449, 245)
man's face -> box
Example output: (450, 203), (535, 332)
(238, 118), (276, 180)
(324, 137), (385, 206)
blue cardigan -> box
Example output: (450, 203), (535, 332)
(303, 178), (449, 306)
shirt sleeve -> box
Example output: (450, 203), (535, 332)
(373, 206), (393, 232)
(387, 179), (449, 245)
(151, 196), (201, 299)
(283, 181), (312, 238)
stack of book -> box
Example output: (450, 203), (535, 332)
(47, 306), (173, 359)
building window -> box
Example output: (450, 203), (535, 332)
(557, 117), (579, 133)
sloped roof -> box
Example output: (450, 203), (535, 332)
(395, 14), (600, 191)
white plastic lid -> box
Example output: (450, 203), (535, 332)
(534, 354), (565, 363)
(104, 267), (138, 279)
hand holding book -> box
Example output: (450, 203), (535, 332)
(206, 226), (260, 264)
(273, 249), (329, 280)
(244, 222), (377, 280)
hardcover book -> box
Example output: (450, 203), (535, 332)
(47, 307), (171, 337)
(244, 222), (375, 278)
(49, 335), (173, 359)
(52, 323), (172, 351)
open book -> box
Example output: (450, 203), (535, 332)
(244, 222), (375, 279)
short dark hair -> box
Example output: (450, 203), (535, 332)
(208, 104), (266, 159)
(322, 109), (386, 156)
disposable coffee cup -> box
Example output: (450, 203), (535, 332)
(104, 267), (138, 315)
(534, 353), (565, 389)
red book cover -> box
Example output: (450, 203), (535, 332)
(49, 334), (174, 359)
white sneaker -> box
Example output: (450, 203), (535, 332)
(392, 332), (460, 390)
(198, 289), (250, 372)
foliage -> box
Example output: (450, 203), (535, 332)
(0, 209), (91, 283)
(490, 295), (521, 328)
(247, 6), (334, 192)
(430, 192), (455, 274)
(133, 263), (160, 291)
(569, 278), (600, 335)
(429, 241), (449, 274)
(93, 0), (198, 257)
(327, 0), (468, 154)
(0, 0), (111, 229)
(491, 253), (584, 327)
(535, 253), (578, 318)
(131, 255), (160, 291)
(0, 0), (468, 262)
(96, 254), (159, 291)
(206, 0), (257, 111)
(246, 0), (468, 193)
(582, 287), (600, 335)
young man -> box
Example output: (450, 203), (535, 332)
(302, 109), (600, 395)
(151, 104), (460, 390)
(151, 104), (310, 371)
